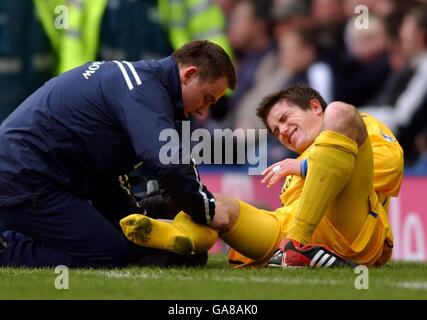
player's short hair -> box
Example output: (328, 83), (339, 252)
(172, 40), (236, 90)
(256, 84), (327, 133)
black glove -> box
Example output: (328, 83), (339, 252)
(135, 180), (181, 220)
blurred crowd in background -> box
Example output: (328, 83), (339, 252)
(1, 0), (427, 174)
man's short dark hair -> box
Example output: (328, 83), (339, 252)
(172, 40), (236, 90)
(256, 84), (327, 133)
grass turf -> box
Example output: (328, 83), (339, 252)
(1, 255), (427, 300)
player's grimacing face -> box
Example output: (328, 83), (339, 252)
(267, 100), (323, 154)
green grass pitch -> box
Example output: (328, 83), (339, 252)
(1, 254), (426, 300)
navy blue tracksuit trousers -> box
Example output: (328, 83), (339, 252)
(0, 190), (144, 267)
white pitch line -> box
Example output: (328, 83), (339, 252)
(80, 270), (427, 292)
(393, 281), (427, 291)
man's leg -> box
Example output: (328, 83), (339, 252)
(120, 214), (196, 255)
(0, 190), (143, 267)
(321, 136), (373, 243)
(119, 192), (282, 263)
(218, 194), (283, 261)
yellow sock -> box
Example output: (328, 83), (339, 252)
(220, 200), (280, 260)
(119, 214), (195, 255)
(287, 130), (358, 244)
(172, 212), (219, 253)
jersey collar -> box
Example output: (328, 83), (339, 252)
(157, 56), (185, 120)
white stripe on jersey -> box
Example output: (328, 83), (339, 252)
(113, 60), (134, 90)
(191, 158), (212, 224)
(123, 61), (142, 86)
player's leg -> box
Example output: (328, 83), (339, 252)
(101, 173), (195, 255)
(0, 190), (143, 267)
(122, 192), (275, 259)
(120, 197), (224, 255)
(160, 193), (282, 262)
(315, 131), (391, 266)
(218, 194), (282, 261)
(287, 102), (366, 245)
(119, 192), (282, 262)
(322, 136), (373, 243)
(119, 192), (238, 256)
(120, 213), (196, 255)
(119, 178), (220, 256)
(171, 211), (218, 253)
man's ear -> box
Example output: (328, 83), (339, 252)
(181, 66), (198, 85)
(310, 99), (323, 115)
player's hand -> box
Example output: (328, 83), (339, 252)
(261, 159), (301, 188)
(209, 201), (230, 230)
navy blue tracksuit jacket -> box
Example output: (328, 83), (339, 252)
(0, 57), (215, 267)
